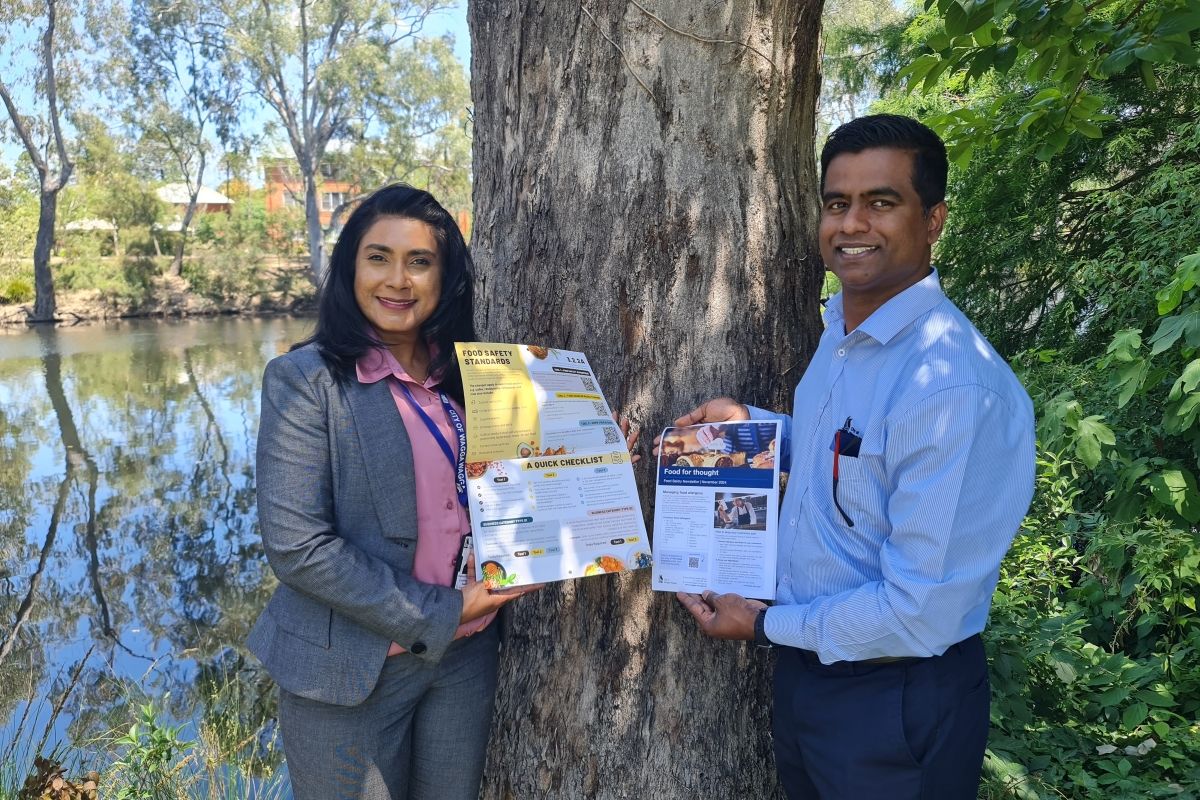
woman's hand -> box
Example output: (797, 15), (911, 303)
(459, 551), (544, 624)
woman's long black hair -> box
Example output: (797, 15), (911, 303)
(294, 183), (476, 402)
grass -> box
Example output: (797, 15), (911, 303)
(0, 650), (287, 800)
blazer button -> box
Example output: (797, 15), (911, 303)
(410, 641), (427, 655)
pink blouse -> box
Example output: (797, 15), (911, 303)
(356, 346), (495, 655)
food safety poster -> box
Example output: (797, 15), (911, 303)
(651, 421), (781, 600)
(454, 343), (650, 588)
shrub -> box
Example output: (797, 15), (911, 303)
(0, 275), (34, 304)
(181, 251), (268, 305)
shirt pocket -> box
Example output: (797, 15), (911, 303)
(829, 450), (886, 529)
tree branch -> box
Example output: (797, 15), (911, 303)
(1060, 158), (1167, 201)
(580, 3), (658, 107)
(0, 79), (47, 177)
(627, 0), (781, 73)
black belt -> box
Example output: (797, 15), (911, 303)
(782, 634), (981, 671)
(789, 648), (920, 667)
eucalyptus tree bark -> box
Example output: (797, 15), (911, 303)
(0, 0), (74, 322)
(171, 156), (206, 278)
(469, 1), (825, 797)
(304, 165), (325, 284)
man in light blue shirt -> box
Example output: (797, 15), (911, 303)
(670, 115), (1035, 798)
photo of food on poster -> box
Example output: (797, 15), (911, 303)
(651, 421), (781, 599)
(455, 343), (650, 588)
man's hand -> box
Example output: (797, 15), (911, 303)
(653, 397), (750, 455)
(676, 589), (766, 640)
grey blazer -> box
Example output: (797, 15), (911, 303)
(247, 344), (463, 707)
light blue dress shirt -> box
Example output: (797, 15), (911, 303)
(752, 270), (1035, 663)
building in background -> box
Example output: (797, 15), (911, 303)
(262, 156), (357, 229)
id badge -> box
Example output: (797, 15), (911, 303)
(453, 533), (473, 589)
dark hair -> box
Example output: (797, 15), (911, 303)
(819, 114), (948, 211)
(294, 183), (475, 401)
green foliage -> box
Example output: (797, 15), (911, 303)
(0, 165), (38, 261)
(107, 699), (188, 800)
(194, 197), (268, 250)
(897, 0), (1200, 163)
(344, 34), (474, 214)
(180, 251), (268, 304)
(0, 276), (34, 304)
(983, 255), (1200, 795)
(823, 0), (1200, 795)
(56, 257), (160, 306)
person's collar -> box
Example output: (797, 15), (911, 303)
(355, 330), (441, 387)
(826, 268), (945, 344)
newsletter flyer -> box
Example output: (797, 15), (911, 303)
(455, 343), (650, 588)
(651, 421), (781, 600)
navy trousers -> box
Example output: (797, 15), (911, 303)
(772, 635), (990, 799)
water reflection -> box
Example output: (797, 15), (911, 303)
(0, 316), (312, 766)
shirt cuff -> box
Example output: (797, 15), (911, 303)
(746, 406), (792, 465)
(763, 604), (820, 655)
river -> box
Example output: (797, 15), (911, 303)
(0, 315), (313, 782)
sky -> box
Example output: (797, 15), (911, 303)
(0, 2), (472, 183)
(427, 3), (471, 70)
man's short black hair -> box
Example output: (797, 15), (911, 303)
(820, 114), (948, 211)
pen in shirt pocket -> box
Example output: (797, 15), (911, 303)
(831, 418), (862, 527)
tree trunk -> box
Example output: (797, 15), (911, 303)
(304, 167), (324, 285)
(31, 186), (60, 322)
(171, 204), (197, 278)
(171, 154), (207, 278)
(469, 2), (825, 797)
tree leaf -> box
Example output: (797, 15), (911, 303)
(1106, 328), (1143, 360)
(1134, 688), (1176, 708)
(1168, 359), (1200, 401)
(1052, 658), (1079, 684)
(945, 1), (970, 37)
(1074, 118), (1103, 138)
(1139, 58), (1157, 89)
(1134, 43), (1173, 63)
(1113, 359), (1148, 408)
(1148, 311), (1200, 355)
(1121, 702), (1149, 729)
(1074, 414), (1114, 468)
(1147, 469), (1200, 523)
(1163, 392), (1200, 435)
(1154, 8), (1200, 38)
(1099, 48), (1136, 76)
(1029, 47), (1058, 81)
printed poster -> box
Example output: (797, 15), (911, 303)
(455, 343), (650, 588)
(651, 421), (781, 600)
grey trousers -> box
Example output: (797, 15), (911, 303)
(279, 626), (500, 800)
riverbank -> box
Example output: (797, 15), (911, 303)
(0, 257), (316, 327)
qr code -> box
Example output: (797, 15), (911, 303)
(688, 556), (700, 569)
(592, 400), (608, 417)
(581, 376), (596, 391)
(603, 426), (620, 445)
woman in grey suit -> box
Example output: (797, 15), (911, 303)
(249, 184), (541, 800)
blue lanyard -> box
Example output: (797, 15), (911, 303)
(395, 380), (468, 508)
